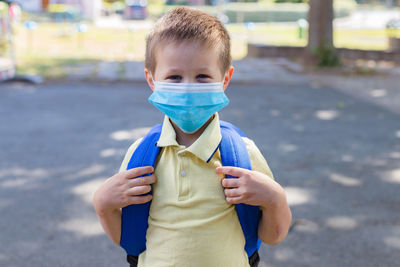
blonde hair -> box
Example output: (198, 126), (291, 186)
(145, 7), (231, 75)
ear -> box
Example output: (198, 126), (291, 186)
(144, 68), (155, 91)
(222, 66), (234, 91)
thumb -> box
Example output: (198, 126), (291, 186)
(215, 166), (248, 177)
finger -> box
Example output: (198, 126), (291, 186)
(125, 166), (154, 179)
(221, 178), (240, 188)
(126, 194), (153, 205)
(225, 196), (242, 204)
(224, 188), (241, 198)
(127, 185), (151, 196)
(129, 174), (157, 187)
(216, 166), (249, 178)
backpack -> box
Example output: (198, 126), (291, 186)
(120, 120), (261, 258)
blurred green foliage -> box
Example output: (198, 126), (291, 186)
(147, 0), (357, 23)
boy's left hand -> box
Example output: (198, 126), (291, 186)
(216, 167), (285, 209)
(217, 167), (292, 245)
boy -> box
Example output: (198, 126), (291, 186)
(93, 6), (292, 267)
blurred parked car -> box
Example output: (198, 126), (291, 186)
(124, 0), (147, 20)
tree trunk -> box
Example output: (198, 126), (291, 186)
(306, 0), (337, 65)
(308, 0), (333, 51)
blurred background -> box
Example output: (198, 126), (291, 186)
(1, 0), (400, 80)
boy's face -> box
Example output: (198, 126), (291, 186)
(145, 40), (234, 90)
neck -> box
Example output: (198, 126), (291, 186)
(171, 115), (215, 147)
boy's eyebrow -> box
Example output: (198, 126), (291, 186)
(165, 67), (183, 73)
(196, 67), (213, 71)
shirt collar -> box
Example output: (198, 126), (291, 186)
(157, 113), (222, 163)
(157, 116), (180, 147)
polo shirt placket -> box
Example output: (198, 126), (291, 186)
(177, 148), (190, 201)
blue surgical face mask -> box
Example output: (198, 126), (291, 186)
(148, 81), (229, 133)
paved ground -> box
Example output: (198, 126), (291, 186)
(1, 62), (400, 266)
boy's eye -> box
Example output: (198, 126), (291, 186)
(166, 75), (182, 82)
(196, 74), (211, 82)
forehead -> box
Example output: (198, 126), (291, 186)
(153, 40), (223, 76)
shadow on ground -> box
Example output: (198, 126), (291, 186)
(0, 80), (399, 266)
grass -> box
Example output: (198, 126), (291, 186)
(334, 28), (389, 50)
(14, 22), (148, 77)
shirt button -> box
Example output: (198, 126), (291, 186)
(180, 170), (187, 177)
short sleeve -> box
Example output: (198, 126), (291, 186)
(118, 137), (143, 173)
(242, 137), (274, 180)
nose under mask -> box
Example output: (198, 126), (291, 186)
(148, 81), (229, 133)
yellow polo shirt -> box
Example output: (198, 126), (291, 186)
(119, 113), (274, 267)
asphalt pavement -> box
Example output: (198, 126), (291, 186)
(0, 66), (400, 266)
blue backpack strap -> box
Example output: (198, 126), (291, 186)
(120, 124), (162, 256)
(219, 120), (262, 257)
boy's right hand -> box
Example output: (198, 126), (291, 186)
(93, 166), (156, 214)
